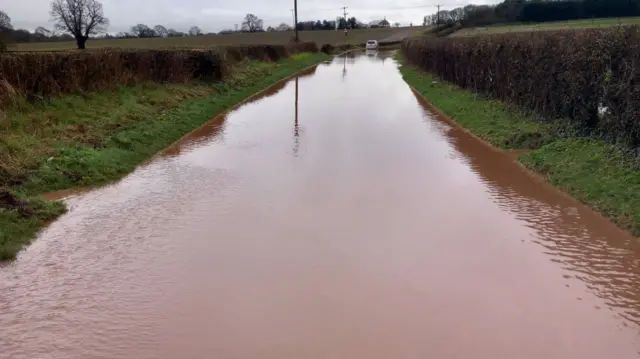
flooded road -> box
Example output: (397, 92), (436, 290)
(2, 51), (640, 358)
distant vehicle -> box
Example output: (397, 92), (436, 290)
(365, 40), (379, 50)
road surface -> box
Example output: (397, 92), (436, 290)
(1, 51), (640, 359)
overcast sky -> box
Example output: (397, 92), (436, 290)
(2, 0), (499, 33)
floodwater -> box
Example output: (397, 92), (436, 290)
(2, 51), (640, 358)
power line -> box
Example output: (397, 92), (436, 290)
(296, 7), (345, 13)
(348, 2), (469, 11)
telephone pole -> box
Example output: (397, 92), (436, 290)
(293, 0), (299, 41)
(436, 4), (441, 29)
(341, 6), (348, 45)
(341, 6), (348, 22)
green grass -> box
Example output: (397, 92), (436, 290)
(451, 17), (640, 37)
(0, 52), (331, 260)
(0, 191), (66, 260)
(398, 62), (551, 149)
(398, 56), (640, 236)
(7, 27), (422, 52)
(520, 140), (640, 235)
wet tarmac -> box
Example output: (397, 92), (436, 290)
(1, 51), (640, 358)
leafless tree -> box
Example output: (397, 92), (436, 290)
(0, 10), (12, 31)
(50, 0), (109, 49)
(241, 14), (263, 32)
(275, 22), (291, 31)
(450, 7), (465, 23)
(35, 26), (52, 37)
(154, 25), (168, 37)
(167, 28), (183, 37)
(188, 26), (202, 36)
(0, 10), (10, 51)
(130, 23), (155, 37)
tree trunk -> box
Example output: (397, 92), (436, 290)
(76, 36), (87, 50)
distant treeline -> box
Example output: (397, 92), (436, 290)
(424, 0), (640, 27)
(295, 17), (392, 31)
(1, 28), (75, 44)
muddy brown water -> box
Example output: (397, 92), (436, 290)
(2, 51), (640, 358)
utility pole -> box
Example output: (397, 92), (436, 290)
(293, 0), (299, 41)
(341, 6), (348, 45)
(436, 4), (441, 30)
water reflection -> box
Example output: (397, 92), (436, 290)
(342, 55), (347, 79)
(162, 66), (318, 158)
(412, 90), (640, 327)
(293, 77), (300, 157)
(338, 52), (358, 79)
(377, 50), (395, 65)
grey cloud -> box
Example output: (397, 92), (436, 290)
(2, 0), (500, 33)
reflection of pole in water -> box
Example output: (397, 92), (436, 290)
(293, 76), (300, 156)
(342, 55), (347, 79)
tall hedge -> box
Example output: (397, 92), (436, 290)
(401, 27), (640, 149)
(0, 42), (318, 106)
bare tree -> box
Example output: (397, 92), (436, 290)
(154, 25), (168, 37)
(450, 7), (465, 23)
(167, 28), (183, 37)
(275, 22), (291, 31)
(241, 14), (263, 32)
(0, 10), (10, 51)
(33, 26), (53, 41)
(50, 0), (109, 49)
(130, 23), (155, 37)
(188, 26), (202, 36)
(35, 26), (52, 37)
(0, 10), (12, 31)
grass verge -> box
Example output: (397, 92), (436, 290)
(519, 140), (640, 234)
(0, 52), (331, 260)
(398, 56), (640, 236)
(398, 62), (551, 149)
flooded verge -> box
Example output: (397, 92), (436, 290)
(1, 51), (639, 358)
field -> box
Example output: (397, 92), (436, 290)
(451, 17), (640, 37)
(7, 27), (420, 52)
